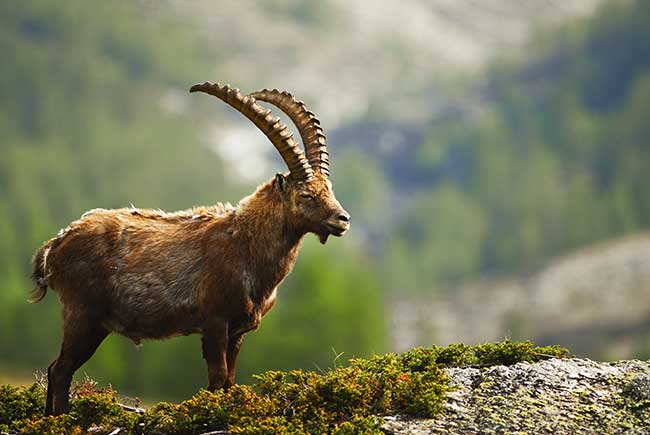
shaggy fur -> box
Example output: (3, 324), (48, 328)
(32, 171), (349, 415)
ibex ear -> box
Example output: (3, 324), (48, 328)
(275, 173), (287, 192)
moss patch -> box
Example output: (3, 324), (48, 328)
(0, 341), (568, 434)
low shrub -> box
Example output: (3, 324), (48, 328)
(1, 341), (569, 434)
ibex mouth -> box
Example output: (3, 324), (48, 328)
(327, 223), (348, 236)
(318, 223), (348, 244)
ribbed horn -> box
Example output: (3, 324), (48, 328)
(249, 89), (330, 177)
(190, 82), (314, 181)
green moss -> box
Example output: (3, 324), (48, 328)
(69, 385), (136, 430)
(471, 341), (570, 366)
(2, 341), (570, 434)
(0, 383), (44, 424)
(7, 415), (83, 435)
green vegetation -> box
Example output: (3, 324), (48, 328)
(0, 341), (569, 435)
(1, 0), (649, 403)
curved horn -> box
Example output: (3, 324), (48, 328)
(249, 89), (330, 177)
(190, 82), (314, 181)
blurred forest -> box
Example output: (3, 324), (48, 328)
(1, 0), (649, 401)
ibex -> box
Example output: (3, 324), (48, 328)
(30, 82), (350, 416)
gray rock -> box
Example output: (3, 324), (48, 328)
(381, 358), (650, 434)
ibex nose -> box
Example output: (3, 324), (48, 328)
(337, 212), (351, 223)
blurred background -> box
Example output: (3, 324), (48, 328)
(1, 0), (649, 402)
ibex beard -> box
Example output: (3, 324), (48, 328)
(30, 82), (350, 416)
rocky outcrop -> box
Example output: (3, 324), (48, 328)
(382, 358), (650, 434)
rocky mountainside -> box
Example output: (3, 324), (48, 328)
(392, 233), (650, 358)
(383, 358), (650, 434)
(162, 0), (606, 181)
(170, 0), (605, 126)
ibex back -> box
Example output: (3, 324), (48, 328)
(31, 82), (350, 415)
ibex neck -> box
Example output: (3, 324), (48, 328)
(234, 182), (305, 297)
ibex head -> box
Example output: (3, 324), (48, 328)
(190, 83), (350, 244)
(274, 172), (349, 244)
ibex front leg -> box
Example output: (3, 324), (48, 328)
(201, 319), (229, 391)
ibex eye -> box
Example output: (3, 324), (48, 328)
(300, 193), (314, 200)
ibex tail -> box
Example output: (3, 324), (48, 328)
(30, 239), (54, 303)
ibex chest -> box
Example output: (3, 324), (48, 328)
(245, 261), (286, 314)
(229, 286), (277, 337)
(221, 235), (302, 336)
(257, 286), (278, 317)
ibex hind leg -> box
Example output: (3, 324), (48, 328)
(47, 315), (109, 415)
(224, 333), (245, 389)
(45, 361), (56, 414)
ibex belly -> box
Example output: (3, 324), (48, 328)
(105, 259), (204, 342)
(98, 219), (212, 342)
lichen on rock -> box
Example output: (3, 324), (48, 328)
(382, 358), (650, 434)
